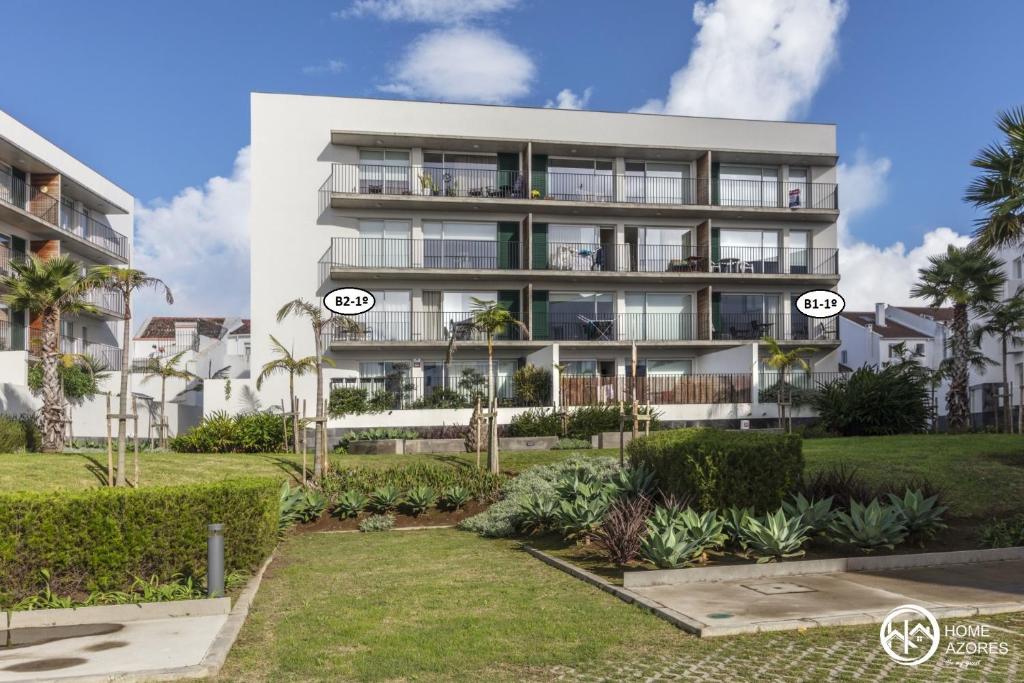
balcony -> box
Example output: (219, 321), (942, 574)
(0, 167), (129, 261)
(28, 330), (122, 368)
(539, 313), (705, 342)
(0, 247), (27, 278)
(322, 163), (838, 217)
(82, 288), (125, 318)
(561, 373), (752, 406)
(758, 370), (850, 402)
(326, 311), (527, 345)
(713, 314), (838, 341)
(320, 237), (838, 283)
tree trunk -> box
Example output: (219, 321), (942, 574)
(313, 323), (324, 480)
(486, 335), (498, 474)
(116, 289), (132, 484)
(160, 377), (167, 449)
(40, 310), (65, 452)
(289, 371), (299, 455)
(947, 304), (970, 433)
(1001, 336), (1011, 433)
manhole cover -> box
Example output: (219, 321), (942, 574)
(742, 582), (816, 595)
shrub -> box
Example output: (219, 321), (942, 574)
(512, 364), (551, 407)
(782, 494), (836, 535)
(722, 506), (754, 549)
(359, 514), (395, 532)
(552, 438), (592, 450)
(628, 428), (803, 512)
(518, 493), (558, 534)
(0, 415), (39, 453)
(328, 387), (369, 417)
(403, 486), (437, 516)
(979, 515), (1024, 549)
(278, 484), (326, 527)
(640, 525), (702, 569)
(170, 411), (287, 453)
(811, 364), (930, 436)
(416, 425), (468, 440)
(439, 485), (471, 511)
(740, 509), (811, 563)
(333, 490), (368, 518)
(368, 485), (402, 513)
(674, 508), (728, 553)
(828, 499), (907, 552)
(410, 388), (468, 409)
(589, 495), (652, 565)
(887, 489), (947, 545)
(322, 463), (503, 502)
(336, 428), (419, 450)
(609, 465), (657, 498)
(554, 495), (610, 542)
(0, 479), (278, 602)
(508, 407), (561, 437)
(567, 405), (662, 440)
(459, 457), (620, 537)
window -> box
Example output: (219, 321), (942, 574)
(717, 294), (781, 340)
(640, 359), (693, 376)
(547, 224), (606, 271)
(840, 350), (848, 365)
(630, 226), (693, 272)
(358, 149), (410, 194)
(549, 292), (614, 341)
(788, 230), (810, 274)
(1013, 257), (1023, 280)
(422, 152), (498, 196)
(625, 161), (692, 204)
(718, 229), (781, 273)
(353, 290), (411, 341)
(442, 291), (497, 318)
(786, 167), (809, 208)
(719, 165), (779, 207)
(423, 221), (499, 269)
(351, 220), (411, 268)
(624, 292), (694, 340)
(423, 359), (515, 400)
(547, 158), (613, 201)
(888, 344), (902, 359)
(914, 343), (926, 357)
(562, 360), (598, 376)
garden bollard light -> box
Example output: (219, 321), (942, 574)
(208, 523), (225, 598)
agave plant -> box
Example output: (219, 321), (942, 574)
(518, 493), (558, 534)
(555, 469), (614, 503)
(554, 495), (611, 543)
(646, 505), (686, 534)
(640, 525), (703, 569)
(333, 489), (369, 518)
(721, 506), (754, 549)
(887, 489), (948, 545)
(610, 465), (657, 498)
(675, 508), (728, 553)
(368, 485), (403, 513)
(279, 482), (327, 528)
(403, 485), (437, 516)
(783, 493), (836, 535)
(829, 499), (908, 552)
(740, 509), (812, 563)
(440, 485), (472, 511)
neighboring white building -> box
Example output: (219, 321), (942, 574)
(247, 94), (842, 429)
(0, 109), (134, 434)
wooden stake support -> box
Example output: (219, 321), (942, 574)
(105, 392), (113, 488)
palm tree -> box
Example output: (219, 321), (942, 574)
(760, 336), (815, 432)
(255, 334), (320, 454)
(276, 299), (335, 480)
(973, 289), (1024, 431)
(139, 351), (195, 448)
(85, 267), (172, 485)
(966, 107), (1024, 250)
(1, 255), (95, 452)
(446, 298), (528, 473)
(911, 245), (1005, 432)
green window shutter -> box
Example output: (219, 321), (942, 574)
(531, 223), (548, 269)
(497, 153), (519, 192)
(497, 221), (519, 269)
(711, 162), (720, 205)
(711, 292), (721, 339)
(497, 290), (519, 314)
(531, 154), (548, 197)
(711, 228), (720, 263)
(532, 290), (549, 340)
(9, 309), (25, 351)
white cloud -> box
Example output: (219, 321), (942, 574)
(302, 59), (346, 75)
(637, 0), (847, 119)
(545, 87), (592, 110)
(836, 151), (971, 309)
(379, 27), (534, 104)
(132, 147), (251, 329)
(337, 0), (518, 23)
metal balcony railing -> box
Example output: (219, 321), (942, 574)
(0, 320), (11, 351)
(758, 370), (850, 402)
(326, 311), (527, 344)
(323, 163), (838, 211)
(82, 288), (126, 317)
(0, 247), (27, 277)
(0, 167), (129, 260)
(319, 237), (522, 279)
(713, 246), (838, 275)
(539, 312), (703, 342)
(336, 375), (522, 410)
(560, 373), (752, 406)
(713, 314), (839, 341)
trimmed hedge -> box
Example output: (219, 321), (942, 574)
(627, 428), (803, 512)
(321, 462), (505, 502)
(0, 479), (279, 603)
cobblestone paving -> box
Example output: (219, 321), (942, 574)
(547, 613), (1024, 682)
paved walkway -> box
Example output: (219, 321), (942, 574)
(632, 559), (1024, 637)
(0, 615), (226, 682)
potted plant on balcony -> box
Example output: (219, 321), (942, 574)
(530, 189), (542, 199)
(418, 172), (439, 196)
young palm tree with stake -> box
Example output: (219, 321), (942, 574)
(256, 334), (321, 453)
(446, 298), (528, 473)
(973, 289), (1024, 431)
(86, 266), (172, 484)
(760, 336), (815, 432)
(1, 255), (95, 452)
(139, 350), (195, 448)
(911, 245), (1005, 432)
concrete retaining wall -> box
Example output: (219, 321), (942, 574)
(405, 438), (466, 454)
(498, 436), (558, 450)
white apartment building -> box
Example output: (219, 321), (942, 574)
(249, 94), (842, 428)
(0, 110), (133, 428)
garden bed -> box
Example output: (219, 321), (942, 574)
(298, 501), (489, 533)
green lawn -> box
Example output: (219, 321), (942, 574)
(1, 434), (1021, 519)
(216, 528), (1024, 682)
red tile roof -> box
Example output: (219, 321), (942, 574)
(136, 317), (243, 339)
(894, 306), (954, 322)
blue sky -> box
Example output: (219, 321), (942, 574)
(2, 0), (1022, 319)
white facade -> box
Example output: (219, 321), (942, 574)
(0, 110), (135, 436)
(249, 94), (842, 429)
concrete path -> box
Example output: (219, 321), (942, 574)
(632, 559), (1024, 636)
(0, 614), (226, 682)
